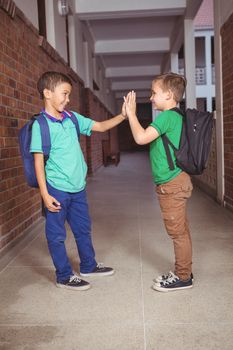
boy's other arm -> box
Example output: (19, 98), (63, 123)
(125, 91), (159, 145)
(129, 120), (159, 145)
(91, 113), (126, 132)
(34, 153), (61, 212)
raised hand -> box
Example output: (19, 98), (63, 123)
(121, 100), (127, 119)
(124, 91), (136, 118)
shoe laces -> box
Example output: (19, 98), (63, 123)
(96, 262), (104, 269)
(161, 274), (179, 286)
(166, 271), (176, 280)
(153, 271), (175, 283)
(69, 275), (82, 283)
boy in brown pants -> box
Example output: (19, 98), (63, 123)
(124, 73), (193, 292)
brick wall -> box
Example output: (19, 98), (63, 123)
(0, 4), (114, 252)
(221, 13), (233, 211)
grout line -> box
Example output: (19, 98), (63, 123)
(137, 198), (147, 350)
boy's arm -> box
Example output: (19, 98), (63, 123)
(125, 91), (159, 145)
(34, 153), (61, 212)
(91, 102), (127, 132)
(91, 113), (126, 132)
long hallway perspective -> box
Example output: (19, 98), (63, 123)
(1, 152), (233, 350)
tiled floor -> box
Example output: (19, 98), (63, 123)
(1, 152), (233, 350)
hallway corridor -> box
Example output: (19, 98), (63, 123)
(0, 152), (233, 350)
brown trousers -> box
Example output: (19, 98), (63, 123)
(156, 172), (193, 281)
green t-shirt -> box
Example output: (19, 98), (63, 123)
(30, 111), (94, 192)
(149, 109), (182, 184)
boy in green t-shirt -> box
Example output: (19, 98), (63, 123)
(30, 71), (127, 291)
(124, 72), (193, 292)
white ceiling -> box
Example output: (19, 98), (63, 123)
(74, 0), (203, 102)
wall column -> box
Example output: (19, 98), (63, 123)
(214, 0), (224, 204)
(83, 41), (92, 88)
(170, 53), (179, 73)
(68, 15), (77, 72)
(205, 32), (213, 111)
(184, 19), (196, 108)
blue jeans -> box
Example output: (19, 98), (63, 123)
(45, 183), (97, 282)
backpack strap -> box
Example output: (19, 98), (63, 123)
(36, 114), (51, 156)
(33, 111), (80, 158)
(170, 107), (185, 117)
(29, 112), (79, 215)
(161, 107), (184, 171)
(161, 135), (176, 171)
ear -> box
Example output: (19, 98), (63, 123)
(43, 88), (52, 99)
(166, 89), (173, 100)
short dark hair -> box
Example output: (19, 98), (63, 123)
(152, 72), (186, 102)
(37, 71), (72, 99)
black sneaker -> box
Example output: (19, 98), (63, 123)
(152, 274), (193, 292)
(154, 271), (194, 284)
(56, 274), (91, 291)
(80, 263), (115, 277)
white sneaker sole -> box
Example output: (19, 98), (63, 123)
(80, 270), (115, 277)
(152, 284), (193, 292)
(56, 283), (91, 291)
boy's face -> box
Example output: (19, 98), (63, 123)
(44, 82), (72, 113)
(150, 81), (169, 110)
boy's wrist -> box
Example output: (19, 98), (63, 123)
(40, 189), (49, 199)
(127, 112), (135, 119)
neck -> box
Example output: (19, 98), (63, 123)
(44, 105), (62, 120)
(163, 101), (178, 111)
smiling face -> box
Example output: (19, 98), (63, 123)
(150, 80), (170, 111)
(44, 82), (72, 116)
